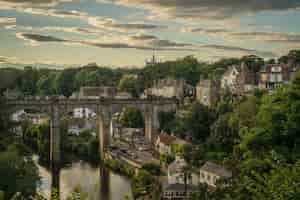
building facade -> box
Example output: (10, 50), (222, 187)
(73, 107), (96, 119)
(259, 64), (298, 91)
(163, 156), (199, 200)
(155, 133), (176, 155)
(143, 78), (187, 99)
(199, 161), (232, 188)
(196, 79), (220, 107)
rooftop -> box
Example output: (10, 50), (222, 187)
(200, 161), (232, 178)
(168, 156), (187, 174)
(157, 133), (176, 146)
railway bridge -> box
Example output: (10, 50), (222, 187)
(4, 97), (177, 167)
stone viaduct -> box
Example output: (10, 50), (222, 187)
(4, 98), (177, 167)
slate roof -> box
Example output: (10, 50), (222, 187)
(200, 161), (232, 178)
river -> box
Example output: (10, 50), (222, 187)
(33, 156), (133, 200)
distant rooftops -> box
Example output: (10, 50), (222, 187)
(201, 161), (232, 178)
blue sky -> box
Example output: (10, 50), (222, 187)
(0, 0), (300, 68)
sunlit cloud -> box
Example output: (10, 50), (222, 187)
(0, 17), (16, 24)
(183, 28), (300, 44)
(87, 16), (167, 33)
(7, 25), (108, 36)
(15, 32), (195, 51)
(99, 0), (300, 25)
(0, 0), (73, 9)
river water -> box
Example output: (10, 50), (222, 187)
(34, 156), (133, 200)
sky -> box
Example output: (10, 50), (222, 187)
(1, 0), (300, 68)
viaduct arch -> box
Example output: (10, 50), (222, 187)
(4, 98), (177, 167)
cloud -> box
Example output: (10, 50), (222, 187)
(20, 8), (88, 19)
(183, 28), (300, 43)
(201, 44), (276, 57)
(17, 33), (66, 42)
(87, 16), (166, 32)
(0, 56), (8, 63)
(16, 32), (195, 51)
(16, 32), (277, 58)
(9, 6), (165, 33)
(6, 25), (108, 36)
(99, 0), (300, 24)
(0, 17), (16, 24)
(131, 34), (158, 40)
(0, 0), (72, 8)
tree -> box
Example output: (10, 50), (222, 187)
(158, 111), (176, 133)
(0, 145), (40, 199)
(56, 68), (77, 97)
(20, 67), (39, 95)
(119, 75), (139, 97)
(141, 163), (161, 176)
(175, 102), (215, 142)
(119, 107), (144, 128)
(36, 73), (57, 95)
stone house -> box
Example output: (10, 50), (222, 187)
(163, 156), (199, 200)
(155, 133), (176, 155)
(196, 79), (220, 107)
(236, 62), (257, 95)
(162, 183), (198, 200)
(221, 65), (240, 95)
(199, 161), (232, 188)
(20, 112), (48, 125)
(259, 63), (298, 91)
(143, 78), (190, 100)
(221, 63), (257, 96)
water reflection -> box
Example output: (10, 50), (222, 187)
(99, 167), (110, 200)
(35, 157), (132, 200)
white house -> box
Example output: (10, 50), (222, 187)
(73, 108), (96, 119)
(199, 161), (232, 188)
(11, 110), (25, 122)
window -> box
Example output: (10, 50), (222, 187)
(271, 66), (282, 72)
(201, 172), (205, 178)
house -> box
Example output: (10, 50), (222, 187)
(259, 63), (298, 91)
(11, 110), (25, 122)
(221, 63), (257, 96)
(199, 161), (232, 188)
(196, 79), (220, 107)
(167, 156), (188, 185)
(143, 78), (187, 99)
(236, 62), (257, 94)
(20, 112), (48, 125)
(155, 133), (176, 155)
(73, 108), (96, 119)
(221, 65), (240, 94)
(162, 183), (199, 200)
(163, 156), (199, 200)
